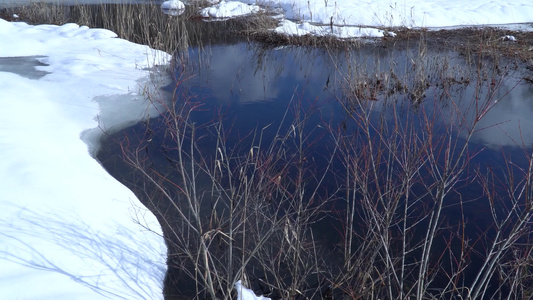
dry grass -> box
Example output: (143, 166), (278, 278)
(386, 26), (533, 61)
(3, 1), (533, 59)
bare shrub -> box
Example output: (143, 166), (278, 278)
(329, 41), (533, 299)
(116, 54), (340, 298)
(112, 34), (533, 299)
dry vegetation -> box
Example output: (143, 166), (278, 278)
(3, 1), (533, 57)
(117, 43), (533, 299)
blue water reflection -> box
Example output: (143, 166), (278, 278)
(100, 40), (533, 299)
(175, 42), (533, 152)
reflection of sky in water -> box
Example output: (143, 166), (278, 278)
(472, 77), (533, 148)
(175, 43), (345, 155)
(418, 68), (533, 149)
(177, 42), (533, 153)
(184, 44), (340, 105)
(343, 48), (533, 150)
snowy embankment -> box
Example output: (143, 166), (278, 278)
(200, 0), (533, 39)
(201, 1), (262, 19)
(0, 19), (170, 299)
(0, 17), (266, 300)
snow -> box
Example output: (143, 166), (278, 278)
(239, 0), (533, 27)
(0, 19), (170, 299)
(502, 35), (517, 42)
(161, 0), (184, 11)
(161, 0), (185, 16)
(201, 0), (533, 38)
(275, 19), (385, 38)
(201, 1), (262, 19)
(235, 280), (271, 300)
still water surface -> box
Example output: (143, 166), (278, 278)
(98, 40), (533, 298)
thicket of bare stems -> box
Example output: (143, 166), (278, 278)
(120, 54), (340, 299)
(116, 43), (533, 300)
(332, 48), (533, 299)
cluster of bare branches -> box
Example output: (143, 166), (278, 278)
(120, 49), (533, 300)
(330, 46), (533, 299)
(119, 55), (339, 299)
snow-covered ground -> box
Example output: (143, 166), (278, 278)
(201, 0), (533, 38)
(161, 0), (185, 16)
(0, 14), (265, 300)
(201, 1), (262, 19)
(0, 19), (170, 299)
(235, 280), (271, 300)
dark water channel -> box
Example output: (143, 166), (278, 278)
(97, 37), (533, 299)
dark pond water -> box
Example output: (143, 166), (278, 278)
(97, 36), (533, 299)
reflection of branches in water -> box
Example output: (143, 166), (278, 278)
(0, 203), (164, 300)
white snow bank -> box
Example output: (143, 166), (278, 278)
(201, 0), (262, 18)
(161, 0), (184, 10)
(161, 0), (185, 16)
(0, 18), (170, 299)
(275, 19), (384, 38)
(239, 0), (533, 28)
(235, 280), (271, 300)
(213, 0), (533, 38)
